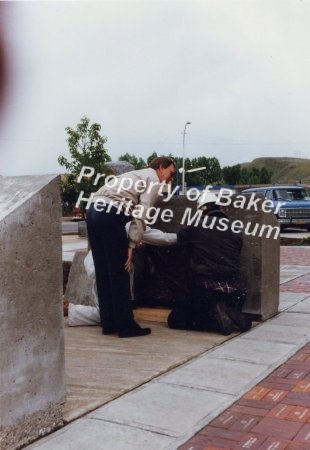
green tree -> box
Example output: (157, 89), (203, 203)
(118, 153), (146, 170)
(187, 156), (222, 185)
(58, 116), (111, 216)
(260, 167), (273, 184)
(248, 167), (261, 184)
(222, 164), (273, 185)
(239, 167), (251, 184)
(222, 164), (241, 185)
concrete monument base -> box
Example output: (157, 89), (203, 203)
(0, 175), (65, 450)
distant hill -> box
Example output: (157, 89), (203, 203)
(241, 157), (310, 185)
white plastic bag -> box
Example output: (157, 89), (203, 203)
(68, 251), (101, 326)
(68, 303), (100, 326)
(84, 251), (99, 308)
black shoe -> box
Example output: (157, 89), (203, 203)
(214, 301), (235, 335)
(119, 322), (151, 338)
(226, 307), (252, 332)
(101, 321), (118, 334)
(102, 327), (118, 335)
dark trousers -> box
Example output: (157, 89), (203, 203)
(167, 291), (226, 332)
(86, 203), (134, 331)
(168, 285), (249, 334)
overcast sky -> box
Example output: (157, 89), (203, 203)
(1, 0), (310, 176)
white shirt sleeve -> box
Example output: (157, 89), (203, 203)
(141, 226), (177, 246)
(125, 223), (177, 246)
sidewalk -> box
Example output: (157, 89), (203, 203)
(25, 245), (310, 450)
(180, 344), (310, 449)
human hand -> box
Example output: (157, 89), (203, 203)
(124, 247), (134, 272)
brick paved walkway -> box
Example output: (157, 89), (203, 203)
(280, 247), (310, 266)
(179, 247), (310, 450)
(179, 344), (310, 449)
(280, 247), (310, 293)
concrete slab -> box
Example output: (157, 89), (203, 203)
(25, 417), (175, 450)
(158, 356), (269, 396)
(279, 292), (310, 311)
(240, 322), (310, 344)
(281, 265), (310, 273)
(287, 296), (310, 313)
(62, 321), (235, 422)
(280, 265), (310, 284)
(270, 311), (310, 328)
(207, 336), (296, 366)
(91, 382), (231, 437)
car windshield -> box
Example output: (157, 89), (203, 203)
(275, 189), (307, 201)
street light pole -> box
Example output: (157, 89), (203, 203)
(181, 121), (191, 194)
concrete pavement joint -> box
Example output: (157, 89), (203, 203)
(89, 416), (179, 438)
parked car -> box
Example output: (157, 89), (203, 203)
(242, 185), (310, 231)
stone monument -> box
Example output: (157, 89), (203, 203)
(0, 175), (65, 449)
(134, 193), (280, 321)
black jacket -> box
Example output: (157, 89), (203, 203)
(177, 210), (243, 283)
